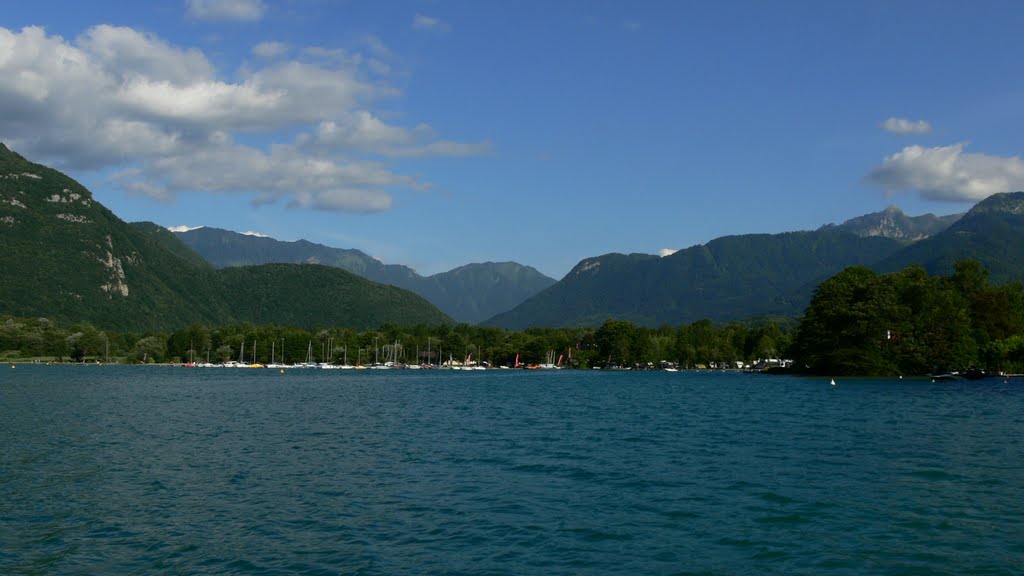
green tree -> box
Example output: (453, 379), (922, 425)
(595, 319), (637, 366)
(130, 336), (167, 363)
(214, 344), (234, 362)
(792, 266), (894, 374)
(66, 323), (105, 362)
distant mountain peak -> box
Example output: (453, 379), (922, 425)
(824, 205), (961, 242)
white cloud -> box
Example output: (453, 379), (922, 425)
(110, 138), (408, 213)
(122, 179), (174, 202)
(167, 225), (205, 232)
(0, 25), (218, 167)
(186, 0), (266, 22)
(310, 112), (491, 157)
(412, 14), (450, 32)
(659, 248), (678, 257)
(240, 230), (269, 237)
(881, 117), (932, 135)
(315, 112), (414, 148)
(252, 41), (288, 58)
(116, 78), (288, 128)
(79, 25), (214, 84)
(866, 143), (1024, 202)
(289, 188), (392, 212)
(0, 25), (486, 214)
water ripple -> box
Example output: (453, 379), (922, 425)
(2, 368), (1023, 574)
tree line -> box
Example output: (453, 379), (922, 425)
(4, 260), (1021, 374)
(791, 260), (1024, 375)
(0, 315), (792, 369)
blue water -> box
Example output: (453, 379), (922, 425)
(2, 366), (1023, 575)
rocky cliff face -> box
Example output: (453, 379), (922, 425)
(824, 205), (962, 242)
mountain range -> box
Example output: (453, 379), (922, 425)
(172, 227), (556, 324)
(4, 142), (1023, 332)
(485, 196), (1024, 328)
(874, 193), (1024, 283)
(0, 144), (448, 331)
(484, 229), (906, 329)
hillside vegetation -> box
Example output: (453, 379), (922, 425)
(0, 144), (448, 331)
(174, 226), (555, 324)
(487, 230), (906, 329)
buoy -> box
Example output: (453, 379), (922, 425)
(10, 364), (15, 369)
(280, 369), (284, 374)
(830, 378), (836, 386)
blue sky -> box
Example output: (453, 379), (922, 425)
(3, 1), (1023, 279)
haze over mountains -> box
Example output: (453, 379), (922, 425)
(4, 143), (1023, 333)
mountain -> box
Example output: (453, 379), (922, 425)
(129, 221), (213, 269)
(417, 262), (558, 326)
(173, 227), (556, 324)
(215, 263), (449, 329)
(875, 192), (1024, 283)
(173, 226), (421, 286)
(485, 229), (907, 329)
(0, 143), (230, 331)
(824, 205), (962, 241)
(0, 144), (448, 331)
(487, 198), (1024, 330)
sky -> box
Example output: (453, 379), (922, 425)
(3, 1), (1024, 279)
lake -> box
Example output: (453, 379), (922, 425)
(2, 366), (1022, 575)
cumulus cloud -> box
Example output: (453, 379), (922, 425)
(186, 0), (266, 22)
(866, 143), (1024, 202)
(109, 138), (409, 213)
(659, 248), (678, 257)
(412, 14), (450, 32)
(0, 25), (486, 213)
(122, 179), (175, 202)
(80, 25), (214, 83)
(252, 41), (288, 58)
(308, 112), (491, 157)
(881, 117), (932, 135)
